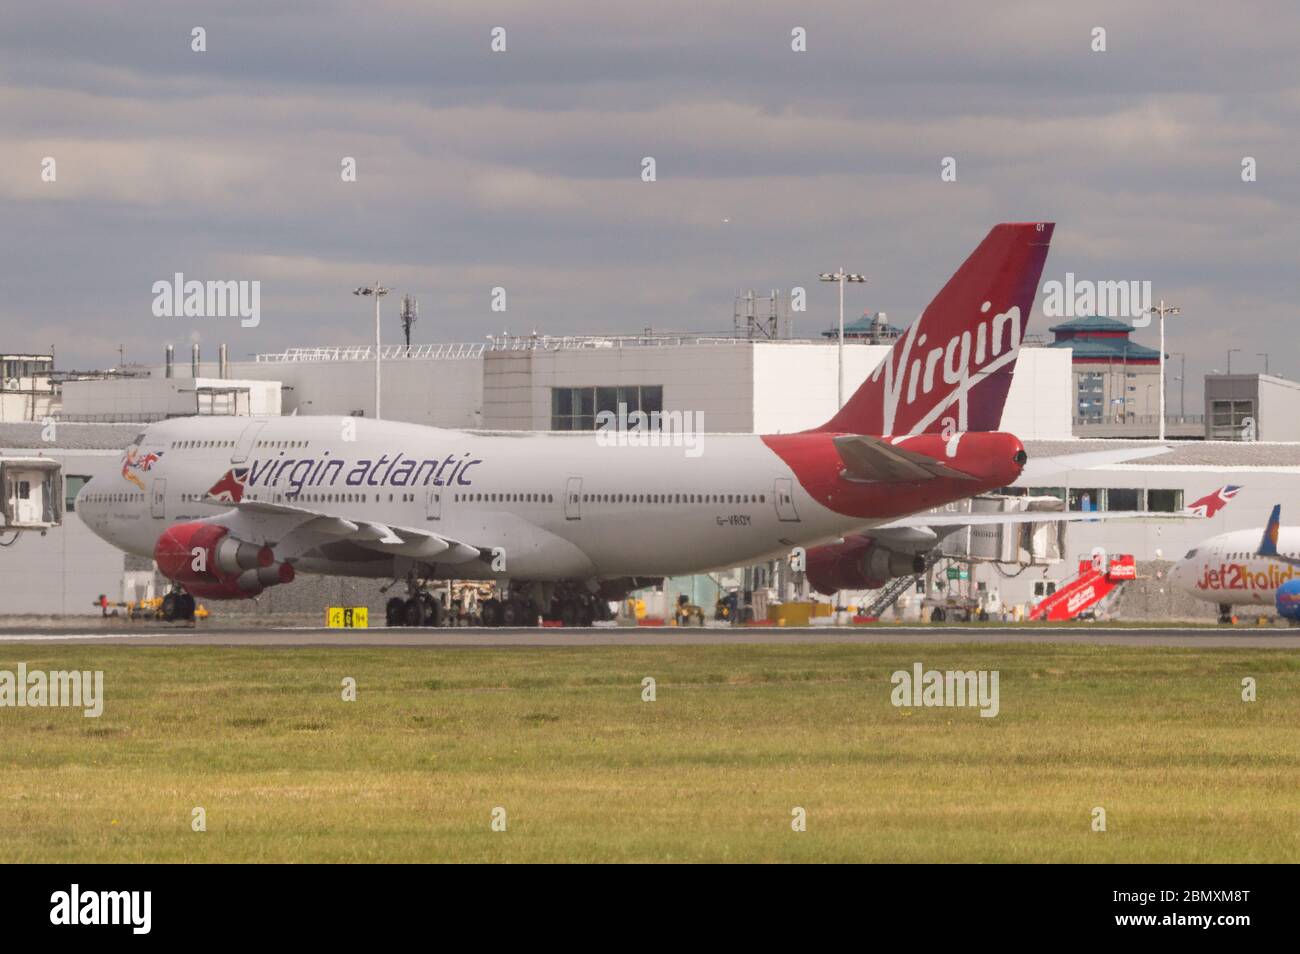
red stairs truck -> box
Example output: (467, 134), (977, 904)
(1029, 552), (1136, 622)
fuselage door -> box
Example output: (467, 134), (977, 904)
(231, 420), (267, 464)
(151, 478), (167, 519)
(426, 486), (441, 521)
(773, 477), (800, 522)
(565, 477), (582, 520)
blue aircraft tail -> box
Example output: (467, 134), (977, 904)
(1257, 504), (1282, 557)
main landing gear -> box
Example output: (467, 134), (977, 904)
(383, 575), (615, 628)
(385, 569), (443, 628)
(1217, 603), (1234, 625)
(386, 591), (442, 628)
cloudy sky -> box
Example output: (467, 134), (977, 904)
(3, 0), (1297, 401)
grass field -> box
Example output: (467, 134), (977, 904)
(1, 643), (1297, 863)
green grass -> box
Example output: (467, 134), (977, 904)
(0, 644), (1297, 862)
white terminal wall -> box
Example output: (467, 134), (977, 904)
(0, 449), (126, 615)
(750, 344), (1071, 438)
(151, 344), (1069, 438)
(480, 342), (1071, 439)
(222, 359), (484, 429)
(482, 344), (756, 432)
(1259, 376), (1300, 442)
(61, 377), (281, 419)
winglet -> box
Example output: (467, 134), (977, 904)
(1257, 504), (1282, 557)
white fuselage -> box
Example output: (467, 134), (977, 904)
(78, 416), (893, 583)
(1169, 527), (1300, 607)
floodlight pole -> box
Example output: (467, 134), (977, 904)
(354, 282), (391, 419)
(1145, 300), (1181, 441)
(819, 269), (867, 409)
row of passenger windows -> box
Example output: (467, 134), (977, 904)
(168, 439), (311, 450)
(241, 491), (415, 504)
(580, 492), (763, 505)
(81, 492), (143, 504)
(94, 488), (763, 509)
(1218, 550), (1299, 560)
(452, 493), (555, 503)
(450, 492), (764, 505)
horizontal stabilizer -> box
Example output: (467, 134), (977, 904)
(834, 435), (975, 483)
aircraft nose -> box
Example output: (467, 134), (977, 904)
(76, 461), (121, 515)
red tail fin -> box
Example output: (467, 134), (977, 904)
(817, 222), (1054, 436)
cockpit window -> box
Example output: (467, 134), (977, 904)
(1184, 548), (1198, 559)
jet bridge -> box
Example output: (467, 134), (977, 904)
(937, 494), (1066, 566)
(1, 457), (63, 533)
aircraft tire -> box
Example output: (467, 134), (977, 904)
(404, 597), (429, 627)
(386, 597), (406, 627)
(419, 592), (441, 627)
(501, 600), (522, 626)
(559, 600), (578, 627)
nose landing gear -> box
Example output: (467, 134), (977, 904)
(161, 589), (196, 622)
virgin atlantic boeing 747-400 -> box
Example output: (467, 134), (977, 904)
(80, 222), (1102, 626)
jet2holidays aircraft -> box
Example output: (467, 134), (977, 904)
(1172, 501), (1300, 623)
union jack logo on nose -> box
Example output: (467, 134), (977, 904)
(205, 467), (249, 503)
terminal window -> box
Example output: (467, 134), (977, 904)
(1146, 489), (1183, 512)
(64, 475), (89, 512)
(1068, 488), (1101, 511)
(552, 385), (663, 431)
(1209, 399), (1255, 440)
(1106, 488), (1141, 511)
(1076, 372), (1104, 422)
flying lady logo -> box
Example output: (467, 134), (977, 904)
(870, 301), (1023, 435)
(205, 467), (249, 503)
(120, 447), (163, 491)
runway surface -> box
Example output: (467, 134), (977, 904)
(0, 624), (1297, 648)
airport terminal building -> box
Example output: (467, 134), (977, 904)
(3, 332), (1299, 620)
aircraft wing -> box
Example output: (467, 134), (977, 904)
(834, 435), (976, 482)
(197, 498), (486, 564)
(877, 509), (1201, 530)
